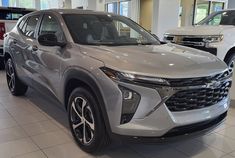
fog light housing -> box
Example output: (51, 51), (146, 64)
(119, 86), (140, 124)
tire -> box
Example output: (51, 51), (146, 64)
(5, 58), (28, 96)
(225, 53), (235, 72)
(68, 87), (109, 153)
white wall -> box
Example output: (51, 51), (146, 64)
(228, 0), (235, 8)
(152, 0), (180, 40)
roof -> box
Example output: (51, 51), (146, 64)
(34, 9), (117, 16)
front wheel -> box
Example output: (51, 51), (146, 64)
(5, 58), (28, 96)
(68, 87), (109, 153)
(225, 54), (235, 73)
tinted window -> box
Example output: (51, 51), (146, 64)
(18, 17), (27, 30)
(63, 14), (159, 46)
(0, 10), (32, 20)
(199, 11), (235, 26)
(24, 15), (40, 38)
(39, 14), (64, 42)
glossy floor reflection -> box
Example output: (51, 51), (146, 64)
(0, 70), (235, 158)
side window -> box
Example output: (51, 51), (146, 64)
(18, 17), (26, 31)
(39, 14), (64, 42)
(23, 15), (40, 38)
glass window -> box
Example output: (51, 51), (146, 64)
(0, 10), (32, 20)
(24, 15), (40, 38)
(18, 17), (27, 30)
(120, 1), (131, 18)
(39, 15), (64, 42)
(19, 0), (35, 9)
(194, 0), (210, 24)
(107, 2), (118, 14)
(198, 11), (235, 26)
(211, 2), (224, 13)
(63, 14), (159, 46)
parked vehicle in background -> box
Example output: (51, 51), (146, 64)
(3, 9), (232, 153)
(0, 7), (35, 69)
(164, 10), (235, 72)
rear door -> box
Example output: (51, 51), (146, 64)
(12, 14), (41, 85)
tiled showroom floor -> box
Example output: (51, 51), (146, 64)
(0, 70), (235, 158)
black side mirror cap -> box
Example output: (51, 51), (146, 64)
(38, 34), (66, 47)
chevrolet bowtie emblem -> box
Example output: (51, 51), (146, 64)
(206, 80), (221, 89)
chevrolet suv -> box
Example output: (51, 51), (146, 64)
(3, 9), (232, 152)
(165, 10), (235, 71)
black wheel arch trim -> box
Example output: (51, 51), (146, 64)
(62, 67), (112, 135)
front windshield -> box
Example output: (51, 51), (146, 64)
(198, 10), (235, 26)
(63, 14), (160, 46)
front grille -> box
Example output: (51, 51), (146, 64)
(165, 35), (205, 47)
(168, 70), (231, 87)
(183, 37), (204, 42)
(164, 35), (218, 55)
(166, 81), (231, 112)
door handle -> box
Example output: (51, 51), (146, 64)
(13, 40), (17, 44)
(32, 45), (38, 51)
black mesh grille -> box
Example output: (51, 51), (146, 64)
(166, 81), (231, 112)
(182, 37), (204, 42)
(168, 70), (231, 87)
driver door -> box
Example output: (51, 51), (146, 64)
(31, 14), (66, 97)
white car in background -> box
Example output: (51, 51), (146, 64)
(0, 7), (35, 69)
(164, 9), (235, 71)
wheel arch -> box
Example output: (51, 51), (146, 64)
(224, 47), (235, 64)
(4, 52), (12, 63)
(63, 68), (112, 135)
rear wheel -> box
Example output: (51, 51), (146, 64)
(5, 58), (28, 96)
(68, 87), (109, 153)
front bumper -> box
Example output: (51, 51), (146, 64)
(95, 69), (231, 138)
(113, 80), (230, 137)
(118, 111), (227, 142)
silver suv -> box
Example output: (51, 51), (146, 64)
(3, 9), (232, 152)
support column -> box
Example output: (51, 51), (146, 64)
(96, 0), (105, 11)
(64, 0), (72, 8)
(35, 0), (41, 10)
(152, 0), (180, 40)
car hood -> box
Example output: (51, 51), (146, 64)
(166, 25), (234, 36)
(80, 43), (227, 78)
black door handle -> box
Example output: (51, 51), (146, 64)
(32, 45), (38, 51)
(13, 40), (17, 44)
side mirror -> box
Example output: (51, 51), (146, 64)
(38, 34), (66, 47)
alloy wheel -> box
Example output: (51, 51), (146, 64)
(229, 59), (235, 73)
(70, 97), (95, 145)
(6, 60), (15, 92)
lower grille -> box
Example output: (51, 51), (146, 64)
(166, 81), (231, 112)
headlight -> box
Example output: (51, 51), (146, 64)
(119, 86), (140, 124)
(100, 67), (170, 86)
(203, 35), (223, 43)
